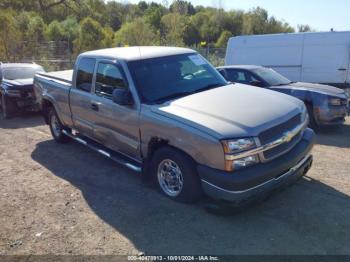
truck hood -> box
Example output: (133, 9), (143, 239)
(151, 84), (304, 139)
(2, 78), (34, 90)
(280, 82), (346, 97)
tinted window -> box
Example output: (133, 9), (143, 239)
(252, 68), (291, 86)
(225, 69), (249, 83)
(128, 53), (227, 104)
(3, 66), (44, 80)
(95, 63), (127, 98)
(225, 69), (258, 85)
(76, 58), (96, 92)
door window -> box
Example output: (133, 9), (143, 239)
(76, 58), (96, 92)
(226, 69), (249, 84)
(95, 62), (127, 98)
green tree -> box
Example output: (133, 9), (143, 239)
(61, 16), (79, 42)
(222, 10), (244, 36)
(27, 15), (47, 42)
(114, 17), (157, 46)
(0, 10), (21, 61)
(170, 1), (195, 16)
(145, 4), (164, 30)
(183, 18), (200, 46)
(138, 1), (148, 12)
(73, 17), (107, 54)
(242, 7), (269, 35)
(298, 24), (312, 32)
(161, 13), (186, 46)
(105, 1), (124, 31)
(266, 17), (294, 33)
(192, 9), (221, 44)
(242, 7), (294, 35)
(45, 20), (65, 41)
(102, 27), (114, 48)
(215, 30), (231, 48)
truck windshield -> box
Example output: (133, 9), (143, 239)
(252, 67), (292, 86)
(128, 53), (228, 104)
(3, 67), (44, 80)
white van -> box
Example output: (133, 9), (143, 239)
(225, 31), (350, 90)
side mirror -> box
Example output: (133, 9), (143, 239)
(250, 80), (264, 87)
(112, 89), (134, 106)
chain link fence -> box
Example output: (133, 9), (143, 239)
(6, 41), (226, 71)
(5, 41), (74, 71)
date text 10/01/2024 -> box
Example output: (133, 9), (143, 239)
(127, 256), (220, 261)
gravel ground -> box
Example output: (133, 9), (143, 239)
(0, 114), (349, 255)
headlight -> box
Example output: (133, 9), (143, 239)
(228, 155), (260, 171)
(221, 138), (256, 154)
(222, 138), (258, 172)
(328, 98), (341, 106)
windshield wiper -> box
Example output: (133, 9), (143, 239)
(192, 83), (226, 94)
(273, 83), (290, 86)
(153, 92), (193, 104)
(152, 83), (226, 104)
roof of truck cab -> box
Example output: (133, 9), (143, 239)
(81, 46), (196, 61)
(217, 65), (263, 70)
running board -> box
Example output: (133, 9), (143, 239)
(62, 130), (142, 173)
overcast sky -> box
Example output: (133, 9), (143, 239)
(117, 0), (350, 31)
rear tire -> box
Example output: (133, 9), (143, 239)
(48, 108), (70, 143)
(151, 146), (202, 203)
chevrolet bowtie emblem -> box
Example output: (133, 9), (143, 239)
(282, 131), (295, 143)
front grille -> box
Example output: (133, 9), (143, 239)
(259, 113), (302, 161)
(263, 131), (302, 160)
(259, 114), (301, 145)
(20, 91), (35, 98)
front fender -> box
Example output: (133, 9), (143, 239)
(140, 110), (226, 170)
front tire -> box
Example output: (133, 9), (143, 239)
(0, 94), (16, 119)
(48, 108), (70, 143)
(306, 105), (319, 132)
(151, 147), (202, 203)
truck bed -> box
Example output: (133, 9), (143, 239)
(34, 70), (73, 127)
(37, 70), (73, 84)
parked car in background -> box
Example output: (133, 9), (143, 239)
(0, 63), (45, 118)
(34, 47), (314, 206)
(225, 31), (350, 91)
(217, 65), (350, 129)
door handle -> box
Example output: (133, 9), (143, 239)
(338, 68), (347, 71)
(91, 103), (99, 111)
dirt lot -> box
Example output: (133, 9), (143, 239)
(0, 114), (349, 255)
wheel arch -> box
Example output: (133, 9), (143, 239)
(41, 98), (56, 124)
(142, 137), (199, 181)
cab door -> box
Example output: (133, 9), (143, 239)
(70, 57), (96, 138)
(90, 60), (141, 160)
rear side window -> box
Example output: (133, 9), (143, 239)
(95, 62), (127, 98)
(76, 58), (96, 92)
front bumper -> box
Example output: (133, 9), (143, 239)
(198, 128), (315, 205)
(5, 95), (39, 111)
(315, 105), (348, 125)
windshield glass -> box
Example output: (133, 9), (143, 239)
(128, 53), (228, 104)
(3, 67), (44, 80)
(252, 67), (291, 86)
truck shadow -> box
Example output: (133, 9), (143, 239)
(315, 122), (350, 148)
(0, 113), (44, 129)
(31, 140), (350, 254)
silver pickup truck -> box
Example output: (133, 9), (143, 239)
(34, 47), (315, 205)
